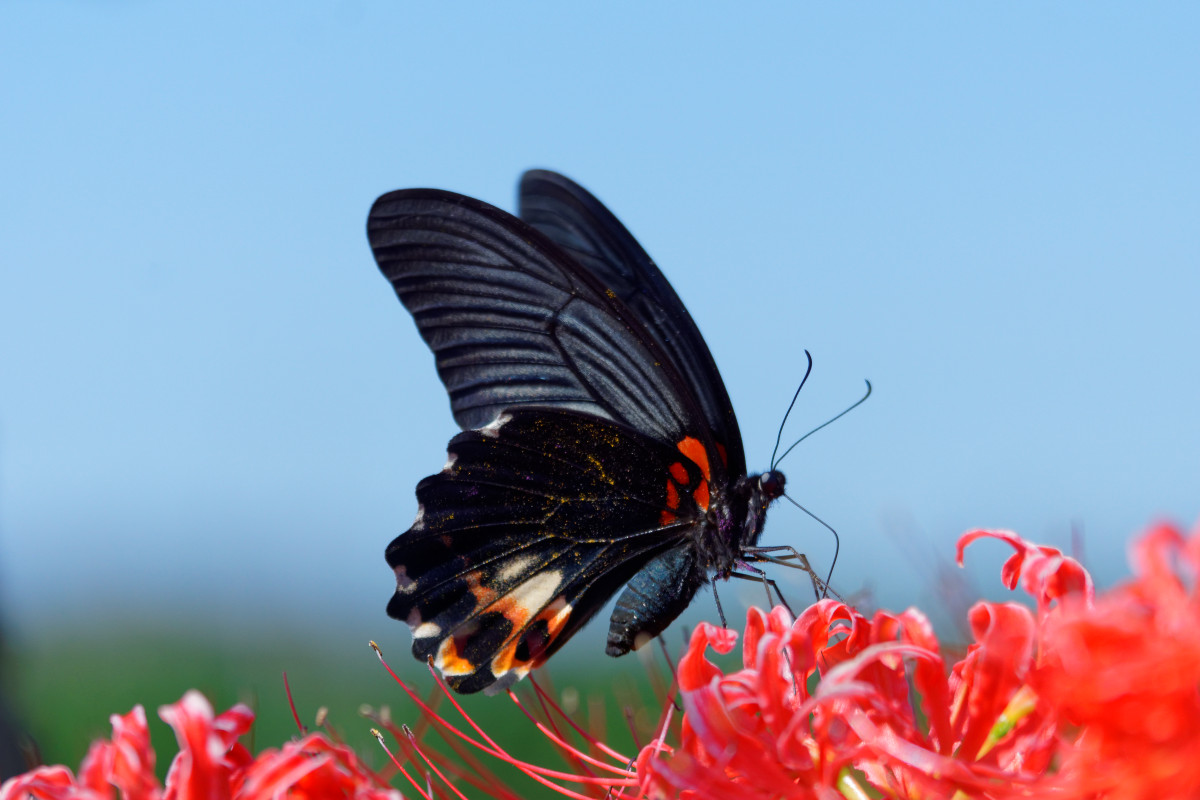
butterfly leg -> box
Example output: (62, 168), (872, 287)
(710, 582), (729, 631)
(743, 545), (837, 601)
(728, 567), (795, 616)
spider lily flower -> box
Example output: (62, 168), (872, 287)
(1029, 522), (1200, 799)
(635, 600), (1053, 798)
(6, 521), (1199, 799)
(638, 522), (1200, 799)
(0, 691), (399, 800)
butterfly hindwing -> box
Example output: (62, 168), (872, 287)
(386, 409), (714, 693)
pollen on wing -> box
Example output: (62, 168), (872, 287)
(584, 454), (614, 486)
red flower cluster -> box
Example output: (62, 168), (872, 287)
(6, 521), (1198, 799)
(0, 691), (399, 800)
(637, 523), (1200, 799)
(1034, 523), (1200, 798)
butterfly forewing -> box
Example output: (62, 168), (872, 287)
(369, 190), (702, 446)
(519, 170), (745, 480)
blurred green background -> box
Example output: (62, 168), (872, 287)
(7, 625), (681, 795)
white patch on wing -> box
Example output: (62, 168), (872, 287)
(394, 566), (416, 593)
(479, 412), (512, 438)
(443, 452), (458, 471)
(413, 621), (441, 639)
(410, 504), (426, 531)
(542, 596), (572, 626)
(506, 570), (563, 617)
(406, 608), (423, 627)
(485, 664), (531, 695)
(496, 555), (536, 584)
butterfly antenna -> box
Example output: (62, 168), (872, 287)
(773, 380), (872, 470)
(769, 350), (814, 469)
(783, 494), (840, 598)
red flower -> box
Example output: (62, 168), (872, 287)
(636, 600), (1057, 798)
(0, 692), (399, 800)
(638, 522), (1200, 799)
(8, 520), (1200, 800)
(232, 734), (400, 800)
(1031, 522), (1200, 799)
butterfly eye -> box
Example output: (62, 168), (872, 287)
(759, 471), (786, 500)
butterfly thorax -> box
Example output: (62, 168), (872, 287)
(697, 469), (786, 576)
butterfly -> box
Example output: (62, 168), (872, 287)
(367, 170), (792, 694)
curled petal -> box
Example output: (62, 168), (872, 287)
(212, 704), (255, 747)
(677, 622), (738, 692)
(794, 599), (869, 668)
(233, 734), (401, 800)
(957, 529), (1094, 613)
(76, 741), (115, 799)
(107, 705), (159, 800)
(741, 605), (793, 672)
(0, 766), (95, 800)
(1127, 522), (1192, 616)
(159, 691), (239, 800)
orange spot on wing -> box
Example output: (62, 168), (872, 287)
(669, 462), (688, 483)
(492, 599), (574, 675)
(531, 601), (573, 667)
(660, 510), (678, 525)
(677, 436), (711, 481)
(665, 481), (680, 510)
(491, 640), (522, 675)
(464, 571), (498, 608)
(436, 637), (476, 676)
(693, 480), (710, 511)
(491, 596), (534, 630)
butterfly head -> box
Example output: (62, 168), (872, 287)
(758, 469), (786, 502)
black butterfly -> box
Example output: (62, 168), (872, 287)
(368, 170), (791, 694)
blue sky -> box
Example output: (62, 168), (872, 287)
(1, 3), (1198, 656)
